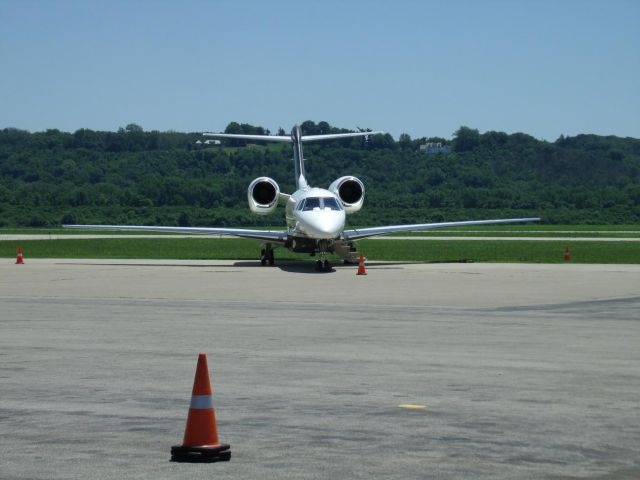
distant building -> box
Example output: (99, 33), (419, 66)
(195, 139), (222, 148)
(419, 142), (451, 154)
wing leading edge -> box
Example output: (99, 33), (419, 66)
(342, 217), (541, 241)
(63, 224), (288, 243)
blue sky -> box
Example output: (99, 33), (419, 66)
(1, 0), (638, 140)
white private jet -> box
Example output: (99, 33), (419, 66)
(65, 125), (539, 271)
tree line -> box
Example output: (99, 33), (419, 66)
(0, 121), (639, 227)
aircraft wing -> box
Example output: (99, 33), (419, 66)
(63, 224), (288, 243)
(342, 217), (541, 241)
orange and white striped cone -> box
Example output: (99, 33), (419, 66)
(171, 353), (230, 462)
(356, 253), (367, 275)
(563, 245), (571, 262)
(15, 246), (24, 265)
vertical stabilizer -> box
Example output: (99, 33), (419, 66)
(291, 125), (308, 189)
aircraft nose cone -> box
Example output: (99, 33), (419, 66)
(301, 211), (345, 238)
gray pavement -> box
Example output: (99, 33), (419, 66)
(1, 260), (639, 479)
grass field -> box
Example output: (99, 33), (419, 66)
(1, 236), (639, 263)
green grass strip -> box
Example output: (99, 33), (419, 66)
(2, 224), (640, 235)
(1, 238), (638, 263)
(358, 239), (640, 263)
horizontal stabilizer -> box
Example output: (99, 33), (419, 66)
(203, 130), (383, 143)
(301, 131), (384, 142)
(203, 132), (292, 142)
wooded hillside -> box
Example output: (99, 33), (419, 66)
(1, 121), (639, 227)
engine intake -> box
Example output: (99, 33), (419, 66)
(248, 177), (280, 214)
(329, 176), (365, 214)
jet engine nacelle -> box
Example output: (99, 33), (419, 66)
(329, 176), (365, 214)
(248, 177), (280, 215)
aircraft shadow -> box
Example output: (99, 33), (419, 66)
(232, 259), (468, 273)
(233, 260), (342, 274)
(55, 259), (473, 274)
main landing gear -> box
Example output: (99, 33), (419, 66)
(260, 244), (275, 266)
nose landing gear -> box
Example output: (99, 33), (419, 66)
(315, 240), (333, 272)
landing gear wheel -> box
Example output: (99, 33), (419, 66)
(261, 244), (275, 266)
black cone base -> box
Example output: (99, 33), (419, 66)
(171, 443), (231, 463)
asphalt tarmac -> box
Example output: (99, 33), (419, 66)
(1, 259), (639, 479)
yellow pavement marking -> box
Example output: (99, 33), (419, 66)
(398, 404), (427, 410)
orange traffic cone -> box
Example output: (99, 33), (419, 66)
(171, 353), (230, 462)
(15, 246), (24, 265)
(563, 245), (571, 262)
(356, 253), (367, 275)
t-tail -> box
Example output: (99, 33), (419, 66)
(290, 125), (307, 189)
(203, 125), (382, 190)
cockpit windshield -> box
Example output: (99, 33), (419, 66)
(303, 197), (321, 211)
(322, 197), (341, 210)
(299, 197), (343, 211)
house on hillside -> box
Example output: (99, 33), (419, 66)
(195, 139), (222, 147)
(419, 142), (451, 154)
